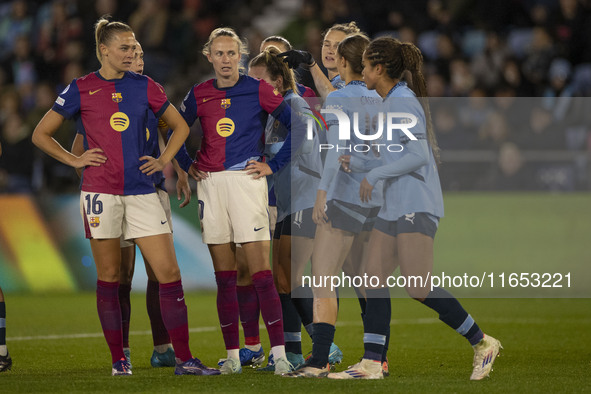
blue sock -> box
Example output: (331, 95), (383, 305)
(422, 287), (484, 345)
(363, 288), (390, 361)
(309, 323), (335, 368)
(279, 293), (302, 354)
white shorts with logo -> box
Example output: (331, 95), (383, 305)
(197, 170), (270, 244)
(80, 191), (171, 242)
(119, 188), (173, 247)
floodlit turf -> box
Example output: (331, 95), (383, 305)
(2, 293), (590, 393)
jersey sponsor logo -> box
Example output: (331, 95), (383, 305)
(220, 98), (231, 109)
(89, 89), (102, 95)
(55, 97), (65, 106)
(89, 217), (100, 228)
(110, 112), (130, 132)
(216, 117), (235, 137)
(111, 92), (123, 103)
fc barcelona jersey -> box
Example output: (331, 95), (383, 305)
(180, 75), (286, 172)
(52, 71), (170, 195)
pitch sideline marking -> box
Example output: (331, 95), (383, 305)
(8, 317), (590, 341)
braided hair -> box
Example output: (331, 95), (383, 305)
(365, 37), (440, 163)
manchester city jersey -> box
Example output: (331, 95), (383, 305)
(265, 90), (322, 222)
(331, 74), (346, 90)
(320, 81), (383, 208)
(367, 82), (444, 220)
(52, 71), (170, 195)
(180, 75), (287, 172)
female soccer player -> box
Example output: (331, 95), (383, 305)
(247, 46), (323, 370)
(228, 35), (324, 370)
(285, 34), (383, 378)
(279, 22), (361, 100)
(329, 37), (501, 380)
(180, 27), (297, 375)
(70, 40), (190, 369)
(260, 36), (317, 98)
(32, 17), (219, 377)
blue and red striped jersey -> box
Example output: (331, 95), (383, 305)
(180, 75), (286, 172)
(52, 71), (170, 195)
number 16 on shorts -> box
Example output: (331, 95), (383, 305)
(80, 192), (121, 239)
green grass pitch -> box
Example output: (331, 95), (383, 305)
(2, 192), (591, 392)
(2, 294), (590, 392)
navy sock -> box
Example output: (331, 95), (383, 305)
(363, 288), (390, 361)
(309, 323), (335, 367)
(422, 287), (484, 345)
(382, 323), (390, 363)
(291, 285), (314, 329)
(354, 286), (367, 316)
(279, 293), (302, 354)
(0, 301), (6, 347)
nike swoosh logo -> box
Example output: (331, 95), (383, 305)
(221, 323), (232, 328)
(89, 89), (102, 95)
(254, 227), (264, 231)
(203, 97), (213, 103)
(268, 319), (280, 325)
(161, 220), (168, 225)
(177, 297), (184, 302)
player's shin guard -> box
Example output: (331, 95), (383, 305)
(252, 270), (284, 347)
(363, 289), (391, 361)
(422, 287), (484, 345)
(96, 280), (125, 363)
(237, 284), (260, 346)
(279, 293), (302, 354)
(118, 283), (131, 348)
(146, 279), (171, 346)
(215, 271), (240, 350)
(159, 280), (192, 362)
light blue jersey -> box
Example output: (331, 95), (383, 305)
(265, 90), (322, 222)
(319, 81), (383, 208)
(331, 74), (346, 90)
(353, 82), (444, 221)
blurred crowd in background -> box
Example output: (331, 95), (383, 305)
(1, 0), (590, 193)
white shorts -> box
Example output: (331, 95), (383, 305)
(197, 171), (270, 244)
(81, 191), (171, 241)
(119, 188), (173, 247)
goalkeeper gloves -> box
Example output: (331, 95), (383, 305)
(278, 50), (316, 69)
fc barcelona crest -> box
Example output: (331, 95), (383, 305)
(220, 98), (231, 109)
(112, 92), (123, 103)
(90, 217), (100, 228)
